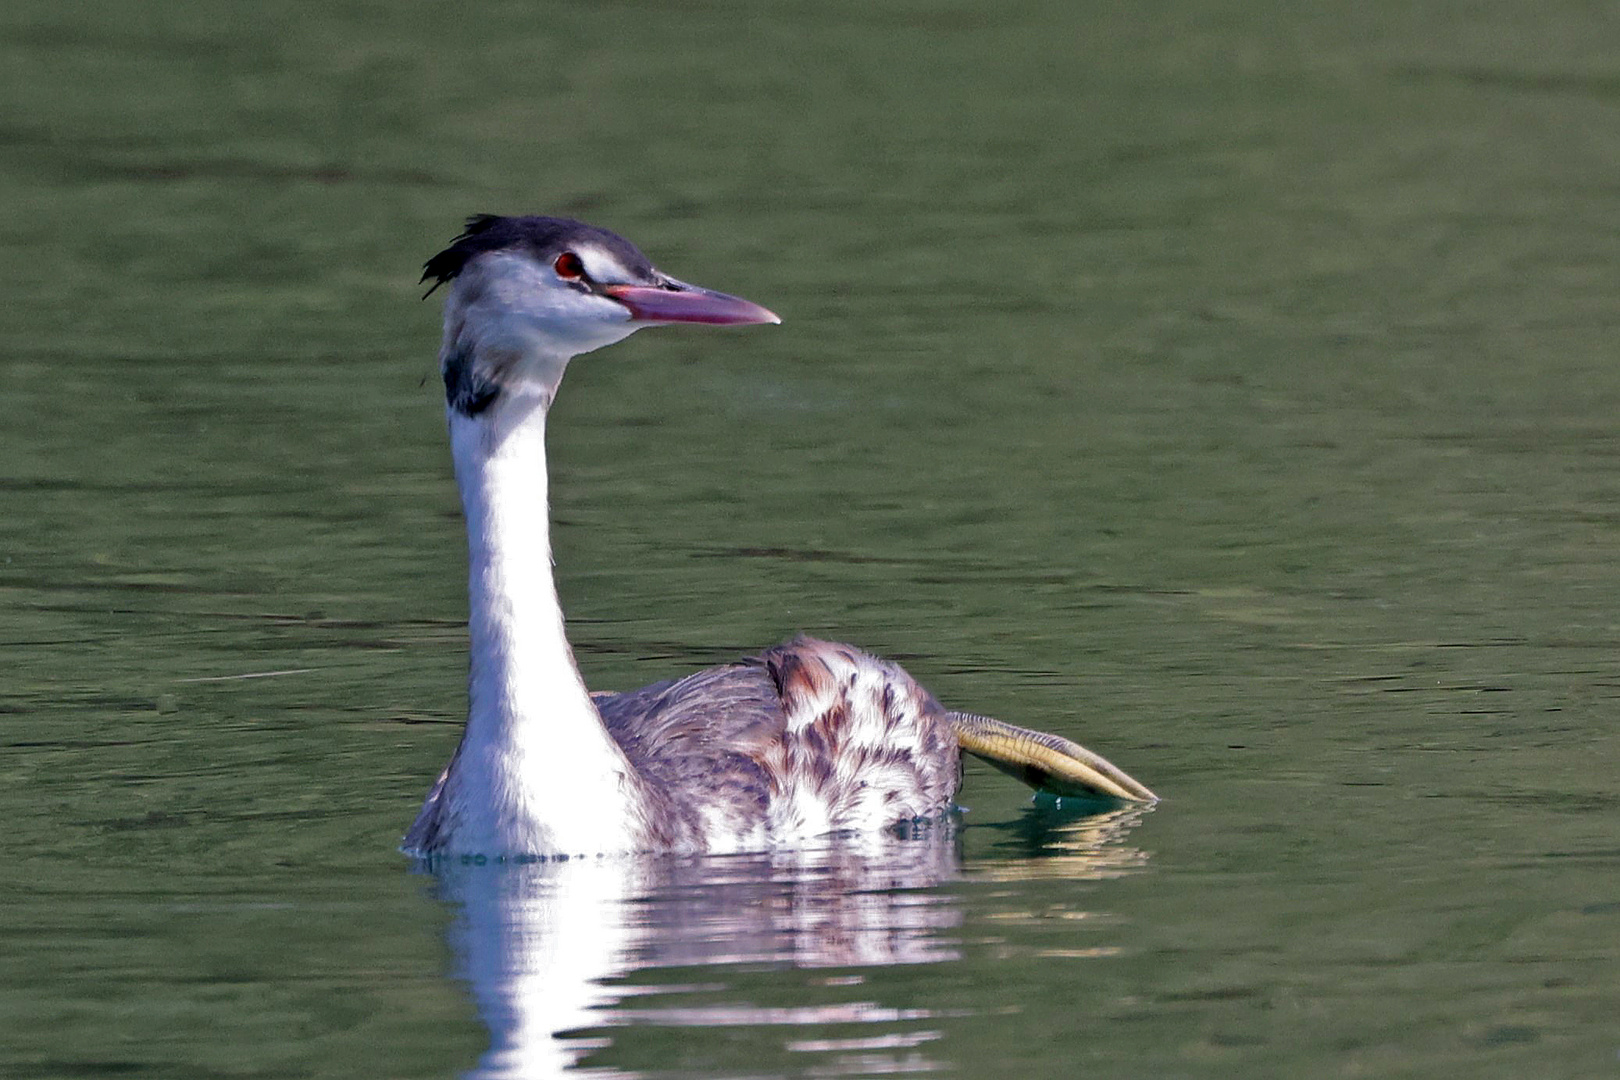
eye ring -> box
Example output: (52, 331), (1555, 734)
(553, 251), (585, 280)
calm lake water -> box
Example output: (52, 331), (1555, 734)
(3, 2), (1618, 1077)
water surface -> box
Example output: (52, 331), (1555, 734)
(2, 1), (1618, 1076)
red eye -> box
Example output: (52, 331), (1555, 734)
(553, 251), (585, 279)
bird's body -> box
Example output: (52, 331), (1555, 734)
(408, 637), (960, 855)
(404, 214), (1154, 859)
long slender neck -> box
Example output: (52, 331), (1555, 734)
(447, 389), (642, 855)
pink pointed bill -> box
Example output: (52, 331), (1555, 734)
(603, 282), (780, 326)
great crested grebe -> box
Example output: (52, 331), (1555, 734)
(403, 214), (1155, 858)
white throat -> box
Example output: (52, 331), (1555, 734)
(445, 388), (642, 855)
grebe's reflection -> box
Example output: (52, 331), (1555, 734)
(424, 810), (1148, 1078)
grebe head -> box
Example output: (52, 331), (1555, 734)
(423, 215), (779, 415)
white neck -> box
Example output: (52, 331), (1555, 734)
(446, 389), (642, 856)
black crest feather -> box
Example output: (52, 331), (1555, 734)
(420, 214), (656, 297)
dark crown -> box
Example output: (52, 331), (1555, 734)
(421, 214), (656, 296)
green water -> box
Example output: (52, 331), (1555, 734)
(3, 1), (1618, 1076)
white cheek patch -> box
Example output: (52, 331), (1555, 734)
(573, 243), (639, 286)
(449, 250), (641, 378)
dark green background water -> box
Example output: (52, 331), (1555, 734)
(3, 2), (1617, 1077)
